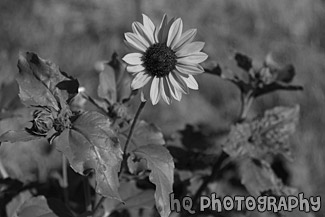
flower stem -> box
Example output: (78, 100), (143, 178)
(62, 154), (69, 205)
(122, 101), (146, 156)
(92, 101), (146, 216)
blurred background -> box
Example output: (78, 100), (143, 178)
(0, 0), (324, 215)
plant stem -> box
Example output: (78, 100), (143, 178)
(62, 154), (69, 205)
(83, 177), (92, 212)
(122, 101), (146, 157)
(192, 152), (228, 208)
(92, 101), (146, 216)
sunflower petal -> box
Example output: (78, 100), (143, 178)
(126, 65), (145, 73)
(166, 76), (182, 101)
(140, 91), (147, 102)
(150, 76), (161, 105)
(132, 22), (155, 45)
(142, 14), (155, 34)
(125, 32), (149, 52)
(167, 18), (183, 48)
(131, 71), (151, 90)
(140, 80), (151, 102)
(157, 14), (168, 42)
(176, 64), (204, 75)
(160, 78), (170, 104)
(177, 52), (208, 64)
(176, 42), (205, 57)
(122, 53), (143, 65)
(170, 70), (188, 94)
(173, 29), (197, 51)
(157, 14), (177, 43)
(180, 74), (199, 90)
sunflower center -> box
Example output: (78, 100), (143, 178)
(142, 43), (177, 77)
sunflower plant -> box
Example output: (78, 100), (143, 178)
(0, 14), (303, 217)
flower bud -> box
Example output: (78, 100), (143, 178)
(257, 67), (274, 87)
(31, 108), (54, 135)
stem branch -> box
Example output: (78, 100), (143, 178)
(81, 92), (109, 115)
(192, 152), (228, 207)
(192, 90), (255, 209)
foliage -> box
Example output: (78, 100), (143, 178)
(0, 22), (304, 217)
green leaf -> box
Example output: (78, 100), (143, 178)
(54, 111), (123, 200)
(6, 190), (33, 217)
(0, 139), (62, 184)
(117, 189), (155, 210)
(0, 130), (42, 143)
(0, 81), (21, 111)
(223, 105), (300, 160)
(130, 145), (174, 217)
(97, 52), (132, 104)
(131, 121), (165, 149)
(120, 120), (165, 152)
(103, 180), (155, 215)
(238, 158), (296, 196)
(13, 196), (73, 217)
(97, 62), (117, 104)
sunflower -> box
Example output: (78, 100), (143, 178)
(122, 14), (208, 105)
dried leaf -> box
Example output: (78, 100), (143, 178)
(224, 105), (300, 160)
(17, 52), (78, 109)
(17, 55), (59, 110)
